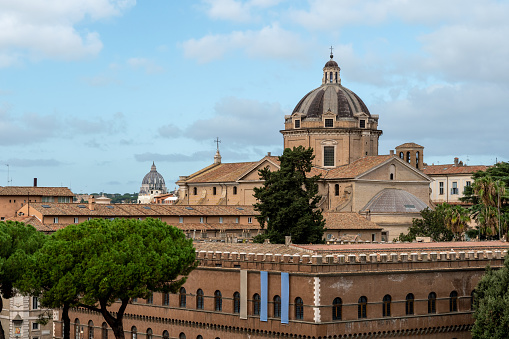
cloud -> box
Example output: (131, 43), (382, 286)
(158, 97), (284, 148)
(134, 151), (213, 163)
(4, 158), (64, 167)
(374, 82), (509, 159)
(0, 0), (135, 66)
(66, 112), (126, 135)
(127, 57), (164, 74)
(201, 0), (283, 23)
(181, 23), (309, 63)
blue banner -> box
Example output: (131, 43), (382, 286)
(260, 271), (268, 321)
(281, 272), (289, 324)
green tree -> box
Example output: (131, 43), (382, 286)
(462, 162), (509, 239)
(253, 146), (325, 244)
(26, 218), (196, 339)
(397, 206), (454, 242)
(0, 221), (46, 339)
(472, 256), (509, 338)
(439, 203), (470, 240)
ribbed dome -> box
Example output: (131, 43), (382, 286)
(360, 189), (428, 213)
(324, 59), (338, 67)
(142, 162), (165, 188)
(292, 84), (371, 118)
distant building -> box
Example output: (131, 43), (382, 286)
(423, 158), (487, 205)
(0, 183), (74, 221)
(138, 162), (168, 204)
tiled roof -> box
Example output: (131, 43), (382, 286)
(422, 164), (488, 175)
(27, 203), (258, 217)
(183, 156), (280, 183)
(322, 212), (382, 230)
(322, 155), (393, 179)
(395, 142), (423, 148)
(0, 186), (74, 196)
(6, 215), (62, 233)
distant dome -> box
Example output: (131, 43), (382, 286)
(142, 162), (165, 189)
(292, 54), (370, 119)
(361, 189), (428, 213)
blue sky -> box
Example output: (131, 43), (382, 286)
(0, 0), (508, 194)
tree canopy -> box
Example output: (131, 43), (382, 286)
(253, 146), (325, 244)
(26, 218), (196, 339)
(0, 221), (46, 339)
(398, 205), (456, 242)
(472, 256), (509, 338)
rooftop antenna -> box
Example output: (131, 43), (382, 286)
(5, 164), (12, 186)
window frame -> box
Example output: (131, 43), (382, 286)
(233, 292), (240, 314)
(323, 146), (335, 167)
(382, 295), (391, 317)
(428, 292), (437, 314)
(358, 296), (367, 319)
(295, 297), (304, 320)
(405, 293), (414, 315)
(253, 294), (261, 316)
(273, 295), (281, 318)
(324, 118), (334, 128)
(450, 291), (458, 312)
(214, 290), (222, 311)
(332, 297), (342, 320)
(196, 289), (204, 310)
(179, 287), (187, 308)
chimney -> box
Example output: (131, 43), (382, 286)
(33, 178), (37, 187)
(454, 157), (459, 166)
(89, 195), (96, 211)
(390, 150), (394, 156)
(267, 152), (271, 156)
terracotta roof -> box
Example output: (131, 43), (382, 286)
(0, 186), (74, 196)
(323, 212), (382, 230)
(322, 155), (393, 179)
(26, 203), (258, 217)
(395, 142), (423, 148)
(422, 164), (488, 175)
(6, 215), (64, 233)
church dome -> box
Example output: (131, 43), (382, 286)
(142, 162), (166, 188)
(360, 189), (428, 214)
(292, 54), (370, 119)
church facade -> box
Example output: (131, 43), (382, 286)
(177, 54), (432, 241)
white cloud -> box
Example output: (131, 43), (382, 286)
(158, 97), (284, 148)
(201, 0), (283, 23)
(182, 23), (309, 63)
(0, 0), (135, 66)
(127, 57), (164, 74)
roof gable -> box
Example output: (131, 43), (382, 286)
(358, 157), (431, 182)
(237, 156), (280, 181)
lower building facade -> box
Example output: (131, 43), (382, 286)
(60, 241), (508, 339)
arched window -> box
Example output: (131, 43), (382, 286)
(146, 328), (153, 339)
(131, 326), (137, 339)
(88, 320), (94, 339)
(295, 297), (304, 320)
(450, 291), (458, 312)
(415, 151), (420, 169)
(197, 336), (203, 339)
(428, 292), (437, 314)
(405, 293), (414, 315)
(233, 186), (237, 195)
(334, 184), (339, 196)
(101, 322), (108, 339)
(233, 292), (240, 313)
(332, 297), (342, 320)
(399, 152), (404, 159)
(163, 292), (170, 306)
(162, 331), (169, 339)
(253, 293), (261, 315)
(358, 296), (367, 319)
(193, 187), (197, 195)
(390, 164), (396, 180)
(390, 173), (394, 180)
(74, 319), (80, 339)
(196, 289), (204, 309)
(178, 333), (185, 339)
(471, 290), (475, 311)
(273, 295), (281, 318)
(214, 290), (222, 311)
(382, 295), (391, 317)
(179, 287), (186, 308)
(406, 151), (411, 163)
(329, 71), (333, 83)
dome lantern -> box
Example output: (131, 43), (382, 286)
(322, 49), (341, 85)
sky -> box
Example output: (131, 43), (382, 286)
(0, 0), (508, 194)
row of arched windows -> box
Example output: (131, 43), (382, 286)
(330, 290), (471, 321)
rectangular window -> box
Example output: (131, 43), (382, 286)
(360, 120), (366, 128)
(53, 217), (58, 224)
(466, 181), (471, 187)
(179, 217), (183, 223)
(200, 217), (204, 223)
(42, 196), (53, 203)
(33, 297), (39, 310)
(439, 182), (444, 195)
(324, 146), (335, 166)
(32, 322), (39, 330)
(219, 217), (223, 223)
(324, 119), (334, 127)
(74, 217), (79, 224)
(371, 234), (376, 242)
(451, 182), (459, 195)
(248, 217), (252, 224)
(57, 197), (71, 203)
(294, 119), (300, 128)
(235, 217), (239, 224)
